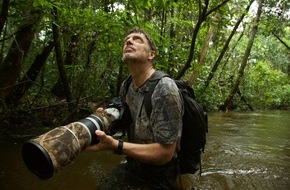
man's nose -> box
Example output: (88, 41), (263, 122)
(125, 38), (133, 45)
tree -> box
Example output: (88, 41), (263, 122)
(0, 0), (10, 37)
(203, 0), (254, 89)
(272, 32), (290, 77)
(0, 7), (43, 107)
(220, 0), (263, 111)
(5, 42), (54, 107)
(175, 0), (230, 80)
(51, 8), (73, 109)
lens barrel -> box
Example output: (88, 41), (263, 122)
(22, 108), (120, 180)
(22, 140), (54, 179)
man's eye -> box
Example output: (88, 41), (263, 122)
(134, 38), (143, 43)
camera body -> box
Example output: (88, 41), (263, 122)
(22, 103), (121, 180)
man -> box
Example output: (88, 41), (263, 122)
(87, 27), (183, 189)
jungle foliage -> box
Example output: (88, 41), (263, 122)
(0, 0), (289, 124)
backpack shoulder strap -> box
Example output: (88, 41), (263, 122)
(124, 75), (132, 93)
(123, 70), (170, 118)
(143, 71), (170, 117)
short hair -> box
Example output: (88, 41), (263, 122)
(126, 27), (157, 52)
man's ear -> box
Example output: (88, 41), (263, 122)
(148, 51), (156, 61)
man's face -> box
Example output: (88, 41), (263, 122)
(122, 32), (155, 63)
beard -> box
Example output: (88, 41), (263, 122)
(122, 53), (137, 63)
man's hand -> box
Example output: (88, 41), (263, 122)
(94, 107), (105, 117)
(86, 130), (118, 152)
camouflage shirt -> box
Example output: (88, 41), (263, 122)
(120, 76), (183, 147)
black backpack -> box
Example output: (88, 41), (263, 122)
(124, 70), (208, 175)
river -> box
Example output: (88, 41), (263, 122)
(0, 110), (289, 190)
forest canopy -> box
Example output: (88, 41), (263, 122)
(0, 0), (289, 124)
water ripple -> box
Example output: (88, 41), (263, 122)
(202, 168), (268, 176)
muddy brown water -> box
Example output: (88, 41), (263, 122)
(0, 110), (289, 190)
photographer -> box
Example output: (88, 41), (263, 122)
(86, 27), (183, 189)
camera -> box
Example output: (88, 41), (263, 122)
(22, 98), (123, 180)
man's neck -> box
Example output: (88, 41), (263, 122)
(128, 63), (155, 89)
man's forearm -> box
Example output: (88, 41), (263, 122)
(120, 141), (176, 165)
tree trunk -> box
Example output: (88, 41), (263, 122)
(220, 0), (263, 111)
(0, 0), (10, 66)
(167, 5), (176, 74)
(175, 0), (209, 80)
(176, 0), (230, 80)
(237, 87), (254, 111)
(52, 9), (73, 109)
(51, 34), (78, 99)
(203, 0), (254, 89)
(188, 14), (218, 85)
(0, 10), (42, 102)
(74, 33), (96, 105)
(5, 42), (54, 106)
(0, 0), (10, 35)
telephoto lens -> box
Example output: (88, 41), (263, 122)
(22, 99), (122, 180)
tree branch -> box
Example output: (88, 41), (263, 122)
(206, 0), (231, 17)
(272, 32), (290, 51)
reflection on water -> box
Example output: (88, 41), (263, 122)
(0, 110), (289, 190)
